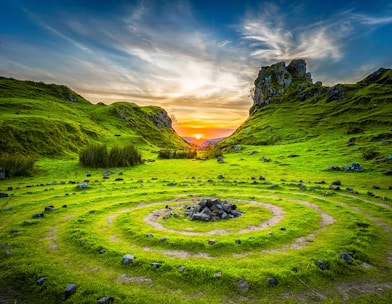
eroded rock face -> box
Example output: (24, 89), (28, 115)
(251, 59), (313, 113)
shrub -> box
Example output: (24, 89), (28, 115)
(79, 143), (142, 168)
(158, 149), (197, 159)
(203, 144), (223, 158)
(79, 144), (108, 168)
(0, 153), (36, 177)
(108, 144), (142, 167)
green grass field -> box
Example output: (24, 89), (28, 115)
(0, 76), (391, 303)
(1, 141), (391, 303)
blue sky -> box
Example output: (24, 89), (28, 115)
(1, 0), (392, 138)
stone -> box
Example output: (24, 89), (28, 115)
(146, 233), (153, 238)
(65, 284), (77, 299)
(339, 252), (353, 264)
(383, 169), (392, 175)
(237, 278), (248, 290)
(179, 266), (185, 273)
(0, 192), (8, 198)
(151, 262), (162, 269)
(10, 228), (19, 233)
(235, 239), (241, 244)
(32, 212), (44, 218)
(36, 276), (48, 285)
(97, 297), (114, 304)
(217, 174), (224, 179)
(328, 166), (341, 171)
(160, 237), (167, 242)
(280, 227), (286, 231)
(7, 186), (13, 191)
(327, 84), (346, 102)
(208, 239), (216, 245)
(315, 260), (328, 270)
(77, 182), (88, 189)
(0, 167), (5, 180)
(45, 206), (55, 211)
(6, 249), (14, 254)
(0, 243), (9, 249)
(99, 248), (106, 254)
(266, 277), (278, 287)
(373, 185), (380, 189)
(214, 271), (222, 278)
(367, 191), (375, 197)
(122, 254), (135, 265)
(332, 180), (341, 186)
(114, 178), (124, 181)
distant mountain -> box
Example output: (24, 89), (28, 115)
(220, 60), (392, 147)
(0, 77), (189, 156)
(182, 136), (226, 147)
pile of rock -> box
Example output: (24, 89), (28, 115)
(184, 198), (242, 222)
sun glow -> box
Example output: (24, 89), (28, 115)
(194, 134), (202, 140)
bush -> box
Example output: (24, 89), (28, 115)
(79, 144), (108, 168)
(0, 153), (36, 177)
(79, 143), (142, 168)
(203, 144), (223, 158)
(108, 144), (142, 167)
(158, 149), (197, 159)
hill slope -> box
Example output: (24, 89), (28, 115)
(221, 60), (392, 147)
(0, 77), (188, 157)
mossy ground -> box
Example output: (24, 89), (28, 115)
(1, 139), (391, 303)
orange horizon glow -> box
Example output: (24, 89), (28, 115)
(173, 124), (235, 139)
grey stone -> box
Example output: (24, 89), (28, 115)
(339, 252), (353, 264)
(10, 228), (19, 233)
(65, 284), (77, 299)
(0, 243), (9, 249)
(315, 260), (328, 270)
(32, 212), (44, 218)
(45, 206), (55, 211)
(36, 276), (48, 285)
(151, 262), (162, 268)
(266, 277), (278, 287)
(179, 266), (185, 273)
(99, 248), (106, 254)
(235, 239), (241, 244)
(97, 296), (114, 304)
(0, 192), (8, 198)
(122, 254), (135, 265)
(237, 278), (248, 290)
(214, 271), (222, 278)
(332, 180), (341, 186)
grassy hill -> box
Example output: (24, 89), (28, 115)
(0, 77), (188, 157)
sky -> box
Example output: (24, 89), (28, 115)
(1, 0), (392, 139)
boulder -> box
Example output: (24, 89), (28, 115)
(97, 297), (114, 304)
(36, 276), (48, 286)
(64, 284), (77, 300)
(122, 254), (135, 265)
(315, 260), (328, 270)
(266, 277), (279, 287)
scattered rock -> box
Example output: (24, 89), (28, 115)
(217, 174), (224, 179)
(77, 182), (88, 189)
(36, 276), (48, 286)
(266, 277), (278, 287)
(32, 212), (44, 218)
(146, 233), (153, 238)
(97, 297), (114, 304)
(367, 191), (375, 197)
(114, 178), (124, 181)
(65, 284), (77, 300)
(328, 166), (341, 171)
(344, 162), (363, 171)
(99, 248), (107, 254)
(215, 271), (222, 278)
(0, 192), (8, 198)
(327, 84), (346, 102)
(237, 278), (248, 290)
(0, 167), (5, 180)
(235, 239), (241, 244)
(179, 266), (185, 273)
(151, 262), (162, 269)
(373, 185), (380, 189)
(280, 227), (286, 231)
(0, 243), (9, 249)
(122, 254), (135, 265)
(45, 206), (55, 211)
(10, 228), (19, 233)
(339, 252), (353, 264)
(384, 169), (392, 175)
(208, 239), (216, 245)
(332, 180), (341, 186)
(315, 260), (328, 270)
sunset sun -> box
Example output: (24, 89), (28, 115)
(195, 134), (202, 140)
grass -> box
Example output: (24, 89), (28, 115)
(0, 75), (391, 303)
(1, 143), (391, 303)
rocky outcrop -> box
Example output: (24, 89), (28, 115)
(358, 68), (392, 86)
(146, 109), (173, 130)
(250, 59), (313, 113)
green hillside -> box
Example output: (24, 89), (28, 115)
(0, 77), (188, 157)
(220, 61), (392, 168)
